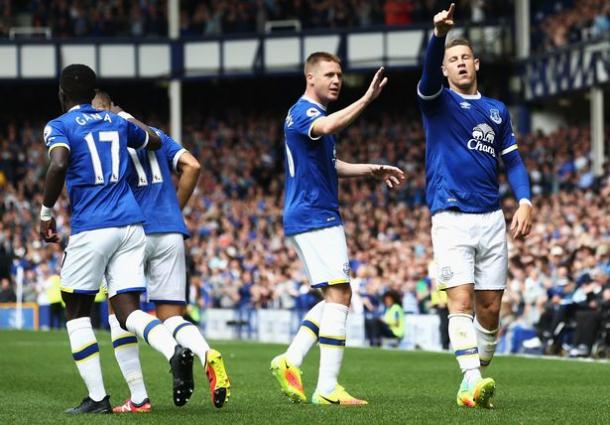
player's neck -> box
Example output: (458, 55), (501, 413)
(64, 100), (89, 112)
(449, 83), (479, 97)
(303, 90), (329, 109)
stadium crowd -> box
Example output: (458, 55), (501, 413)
(1, 110), (610, 357)
(533, 0), (610, 52)
(0, 1), (512, 38)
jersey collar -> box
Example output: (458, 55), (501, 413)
(301, 95), (327, 111)
(451, 90), (482, 100)
(68, 104), (91, 112)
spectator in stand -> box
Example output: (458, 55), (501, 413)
(384, 0), (413, 26)
(366, 289), (405, 346)
(0, 277), (15, 302)
(2, 108), (610, 357)
(535, 0), (610, 52)
(0, 1), (511, 38)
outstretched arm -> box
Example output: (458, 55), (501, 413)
(311, 67), (388, 137)
(418, 3), (455, 97)
(336, 159), (405, 189)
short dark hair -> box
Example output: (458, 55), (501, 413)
(383, 289), (402, 307)
(60, 64), (97, 103)
(94, 89), (112, 107)
(304, 52), (341, 75)
(445, 37), (475, 55)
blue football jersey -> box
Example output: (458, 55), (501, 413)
(283, 96), (342, 236)
(126, 127), (189, 238)
(417, 88), (518, 214)
(43, 104), (148, 234)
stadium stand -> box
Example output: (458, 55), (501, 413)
(2, 107), (609, 356)
(0, 1), (514, 38)
(532, 0), (610, 51)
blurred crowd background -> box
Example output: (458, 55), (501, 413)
(1, 1), (511, 38)
(2, 106), (610, 357)
(1, 0), (609, 358)
(1, 0), (609, 47)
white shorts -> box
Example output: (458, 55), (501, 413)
(61, 225), (146, 298)
(144, 233), (186, 304)
(287, 225), (351, 288)
(431, 209), (508, 291)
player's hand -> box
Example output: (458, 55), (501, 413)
(370, 164), (405, 189)
(363, 67), (388, 104)
(510, 202), (532, 240)
(110, 103), (123, 114)
(433, 3), (455, 37)
(40, 217), (60, 244)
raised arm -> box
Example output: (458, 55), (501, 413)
(418, 3), (455, 97)
(335, 159), (405, 189)
(311, 67), (388, 137)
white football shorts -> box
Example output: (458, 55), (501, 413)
(431, 209), (508, 291)
(144, 233), (186, 304)
(60, 224), (146, 297)
(287, 225), (351, 288)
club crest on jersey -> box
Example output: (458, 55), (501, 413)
(306, 107), (321, 118)
(342, 262), (351, 278)
(489, 108), (502, 124)
(467, 124), (496, 157)
(439, 266), (453, 282)
(43, 125), (52, 143)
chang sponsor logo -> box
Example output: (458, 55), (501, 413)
(467, 123), (496, 158)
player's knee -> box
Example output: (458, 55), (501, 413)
(114, 312), (129, 330)
(62, 292), (94, 321)
(479, 302), (501, 320)
(323, 283), (352, 306)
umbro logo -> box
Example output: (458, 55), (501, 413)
(459, 102), (471, 109)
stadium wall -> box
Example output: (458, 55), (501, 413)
(0, 23), (510, 81)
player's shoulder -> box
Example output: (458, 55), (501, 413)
(293, 96), (326, 117)
(479, 94), (508, 111)
(151, 126), (178, 147)
(149, 126), (166, 139)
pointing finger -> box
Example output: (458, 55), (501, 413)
(447, 3), (456, 20)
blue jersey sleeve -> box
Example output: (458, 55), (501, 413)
(291, 103), (325, 141)
(163, 135), (187, 172)
(417, 34), (445, 100)
(499, 106), (518, 156)
(43, 119), (70, 154)
(503, 150), (531, 202)
(125, 120), (149, 150)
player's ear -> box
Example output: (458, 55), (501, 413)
(441, 65), (448, 78)
(306, 71), (315, 86)
(474, 57), (480, 72)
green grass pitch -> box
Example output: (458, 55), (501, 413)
(1, 330), (609, 424)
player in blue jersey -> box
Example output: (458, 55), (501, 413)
(39, 65), (194, 414)
(417, 4), (533, 408)
(92, 91), (231, 413)
(270, 52), (405, 405)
